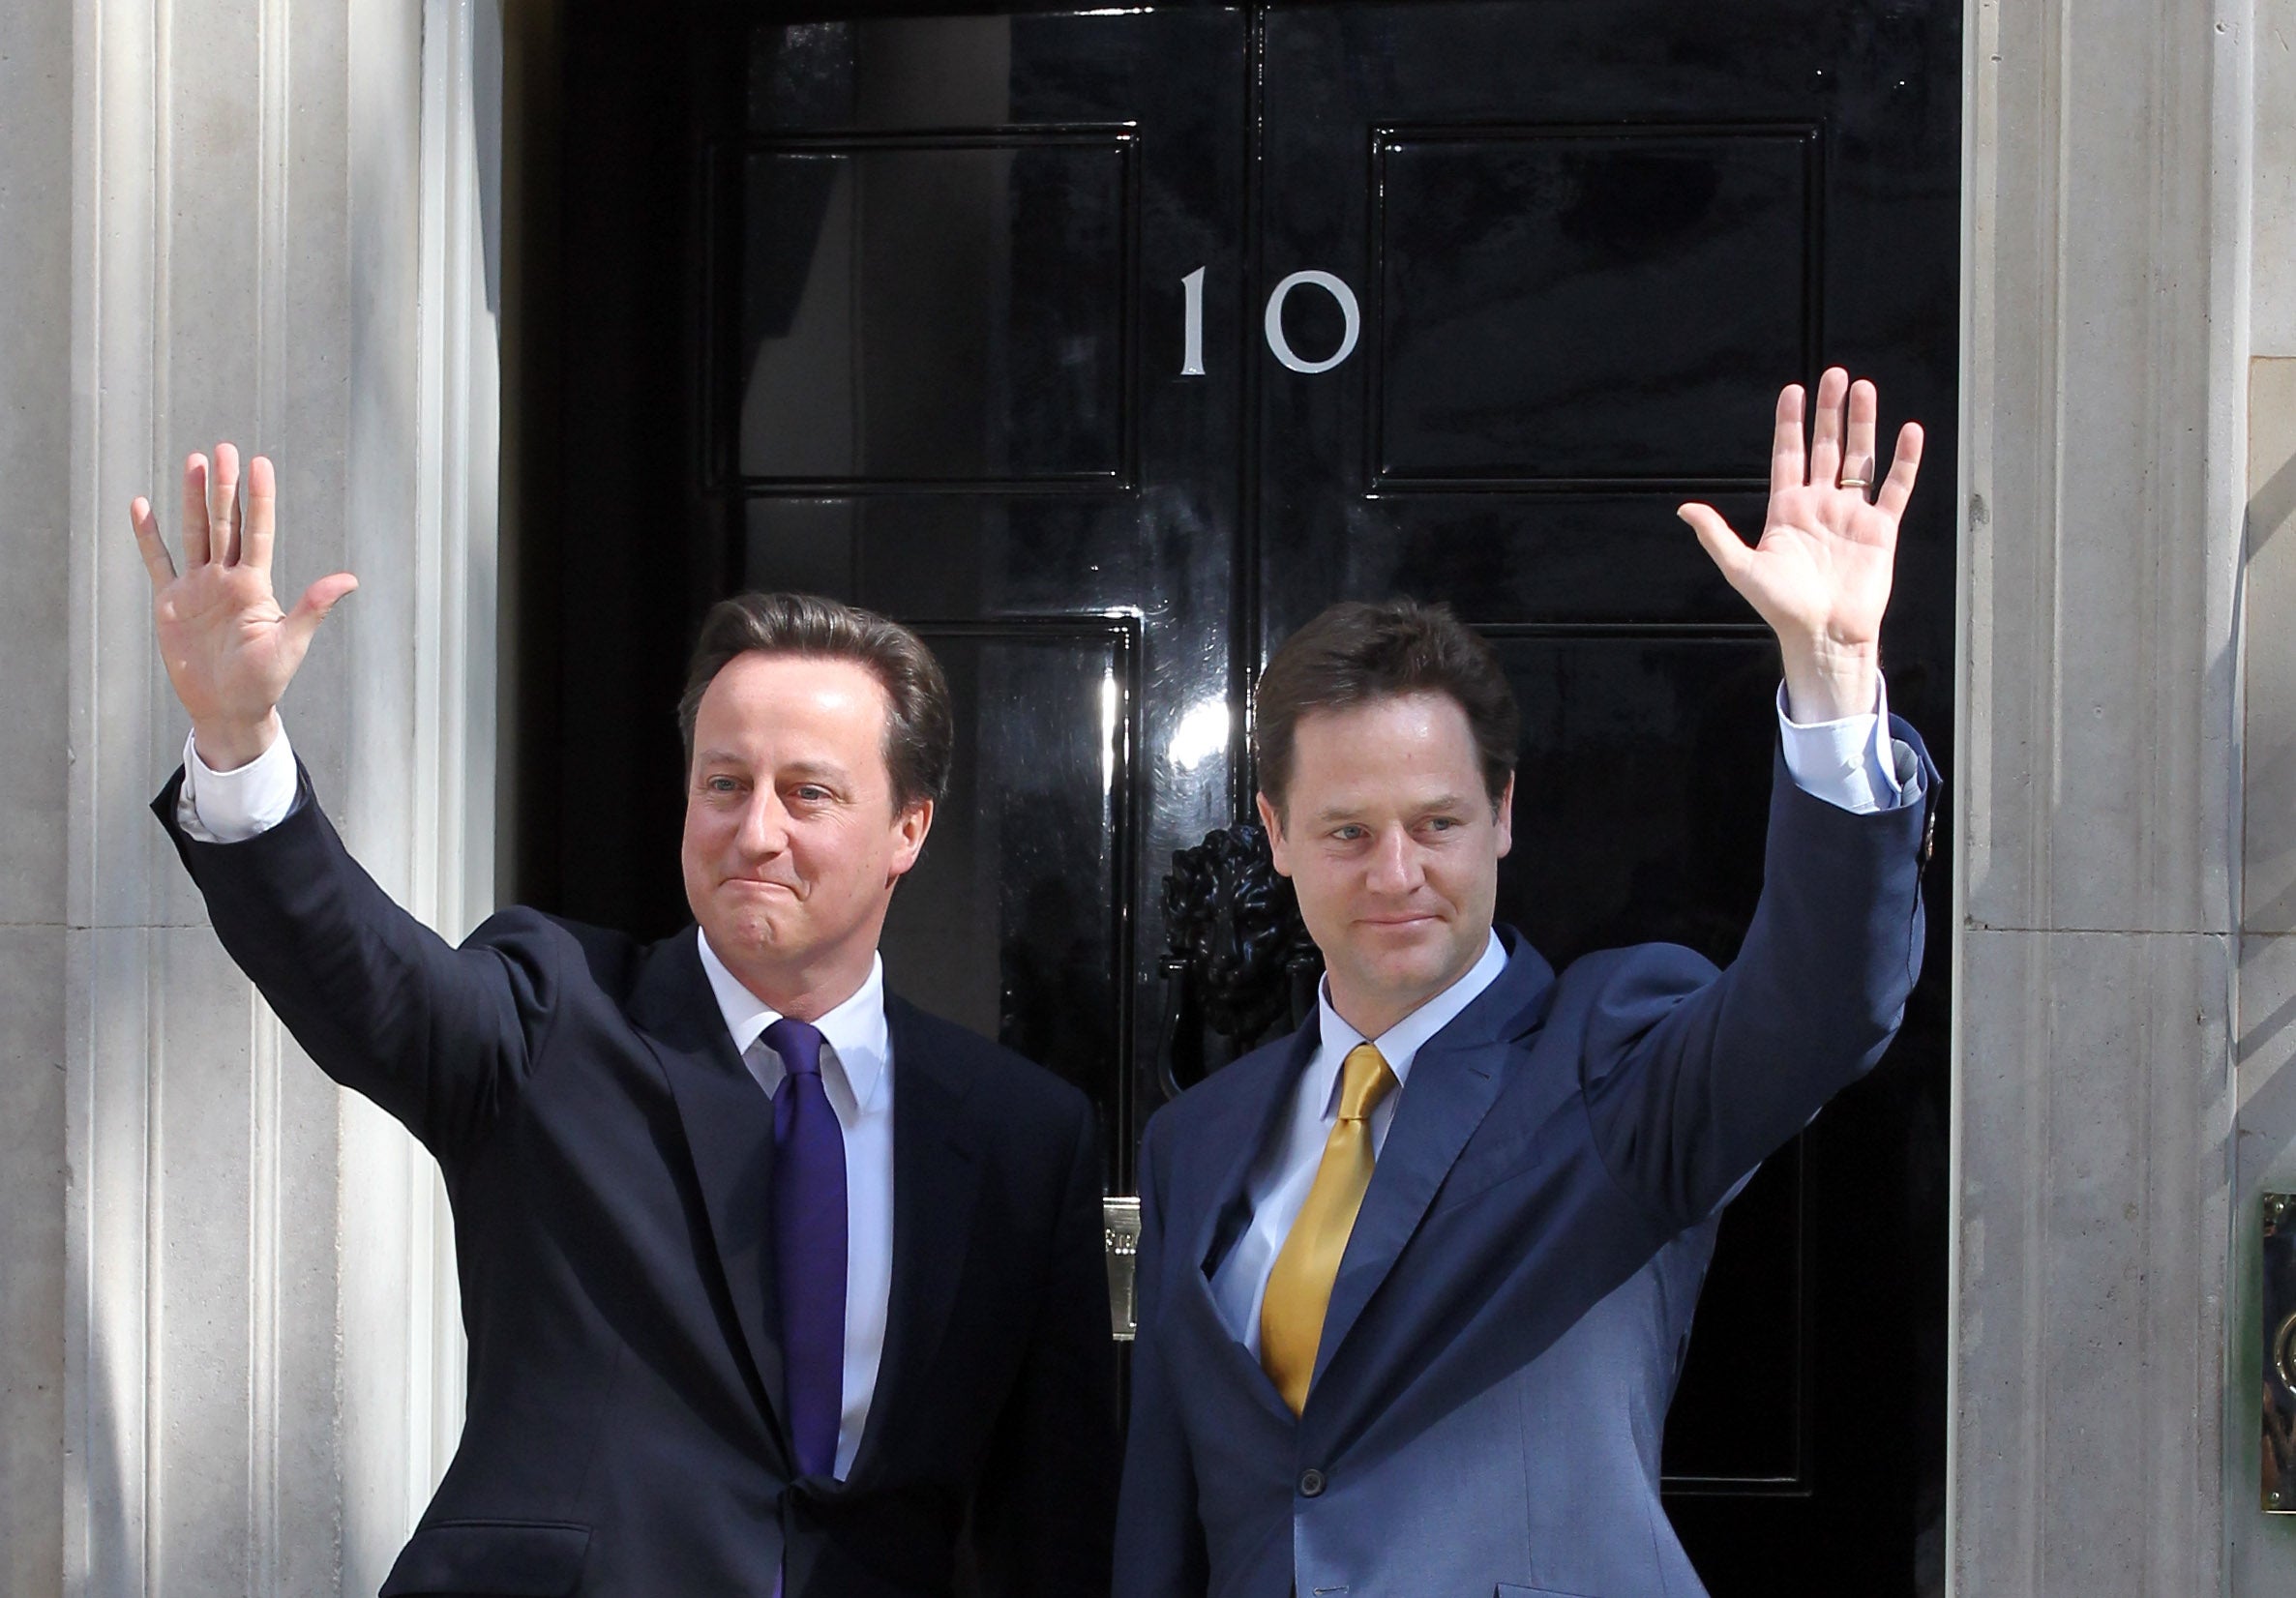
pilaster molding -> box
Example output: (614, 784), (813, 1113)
(63, 1), (502, 1594)
(1953, 0), (2247, 1587)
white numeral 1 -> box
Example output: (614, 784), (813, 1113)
(1180, 266), (1207, 377)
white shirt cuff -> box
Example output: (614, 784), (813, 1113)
(1774, 676), (1910, 815)
(175, 725), (300, 843)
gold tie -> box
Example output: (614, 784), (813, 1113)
(1260, 1043), (1400, 1415)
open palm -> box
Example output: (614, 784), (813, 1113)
(130, 445), (357, 767)
(1679, 368), (1922, 664)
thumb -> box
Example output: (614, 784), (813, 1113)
(1678, 503), (1755, 589)
(281, 572), (359, 658)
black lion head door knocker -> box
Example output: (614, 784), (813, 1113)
(1156, 820), (1324, 1098)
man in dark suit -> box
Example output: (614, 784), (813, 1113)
(1115, 369), (1937, 1597)
(128, 449), (1116, 1597)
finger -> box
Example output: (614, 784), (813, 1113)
(1843, 378), (1879, 491)
(129, 497), (177, 594)
(1807, 367), (1849, 488)
(1679, 503), (1756, 589)
(182, 454), (212, 567)
(1873, 421), (1925, 521)
(1770, 384), (1806, 499)
(210, 441), (242, 566)
(244, 455), (278, 575)
(279, 572), (360, 664)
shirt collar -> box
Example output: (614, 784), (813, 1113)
(694, 931), (891, 1113)
(1312, 930), (1507, 1116)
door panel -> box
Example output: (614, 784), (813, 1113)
(729, 10), (1251, 1194)
(875, 620), (1141, 1148)
(1251, 3), (1956, 1584)
(737, 136), (1135, 485)
(1492, 629), (1805, 1490)
(1372, 126), (1819, 488)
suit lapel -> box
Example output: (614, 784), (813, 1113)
(848, 998), (980, 1484)
(630, 929), (790, 1460)
(1309, 937), (1557, 1399)
(1179, 1022), (1324, 1429)
(1192, 1018), (1322, 1286)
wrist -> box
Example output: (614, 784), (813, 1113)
(1778, 638), (1880, 724)
(191, 711), (282, 774)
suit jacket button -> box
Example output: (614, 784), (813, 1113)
(1298, 1468), (1326, 1497)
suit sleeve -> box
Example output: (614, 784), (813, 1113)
(152, 764), (563, 1166)
(1111, 1110), (1209, 1598)
(969, 1096), (1120, 1597)
(1579, 719), (1937, 1228)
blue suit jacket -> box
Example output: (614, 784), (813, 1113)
(1115, 728), (1935, 1598)
(154, 768), (1118, 1598)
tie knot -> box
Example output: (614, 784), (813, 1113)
(1337, 1043), (1397, 1123)
(762, 1017), (826, 1079)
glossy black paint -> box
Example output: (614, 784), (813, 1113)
(524, 2), (1956, 1589)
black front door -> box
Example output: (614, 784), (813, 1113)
(525, 3), (1957, 1589)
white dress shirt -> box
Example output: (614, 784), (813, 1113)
(697, 933), (894, 1483)
(1205, 680), (1916, 1347)
(179, 723), (898, 1481)
(1208, 931), (1511, 1355)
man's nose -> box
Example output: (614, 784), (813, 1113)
(1365, 825), (1421, 895)
(733, 790), (790, 858)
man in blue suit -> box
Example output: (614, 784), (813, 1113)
(1115, 369), (1935, 1598)
(127, 452), (1116, 1595)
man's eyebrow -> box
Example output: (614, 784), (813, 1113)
(693, 748), (745, 768)
(778, 759), (852, 784)
(1307, 794), (1472, 825)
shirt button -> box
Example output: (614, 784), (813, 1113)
(1298, 1468), (1326, 1497)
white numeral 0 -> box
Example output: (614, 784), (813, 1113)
(1263, 270), (1360, 374)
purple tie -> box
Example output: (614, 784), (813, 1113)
(764, 1017), (847, 1485)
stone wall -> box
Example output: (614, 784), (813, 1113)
(1954, 0), (2246, 1588)
(2235, 0), (2296, 1583)
(24, 2), (499, 1594)
(1, 0), (77, 1591)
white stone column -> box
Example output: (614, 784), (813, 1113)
(56, 1), (500, 1594)
(2231, 0), (2296, 1584)
(1954, 0), (2249, 1588)
(2, 2), (79, 1594)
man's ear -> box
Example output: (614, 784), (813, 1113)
(1492, 773), (1515, 861)
(887, 798), (935, 881)
(1255, 791), (1294, 877)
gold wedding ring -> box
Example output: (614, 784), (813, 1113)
(1840, 476), (1870, 489)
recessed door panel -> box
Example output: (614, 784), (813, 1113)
(1492, 629), (1804, 1488)
(738, 137), (1134, 485)
(726, 8), (1251, 1195)
(879, 623), (1139, 1145)
(1375, 127), (1817, 488)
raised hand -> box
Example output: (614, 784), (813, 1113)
(130, 445), (358, 770)
(1677, 368), (1923, 723)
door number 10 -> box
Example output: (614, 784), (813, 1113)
(1180, 265), (1362, 376)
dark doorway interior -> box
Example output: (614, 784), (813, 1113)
(512, 2), (1958, 1590)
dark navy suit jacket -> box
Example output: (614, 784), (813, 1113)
(155, 769), (1118, 1598)
(1115, 728), (1935, 1598)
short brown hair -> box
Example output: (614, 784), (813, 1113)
(677, 592), (954, 813)
(1253, 599), (1519, 817)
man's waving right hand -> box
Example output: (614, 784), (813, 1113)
(130, 445), (357, 771)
